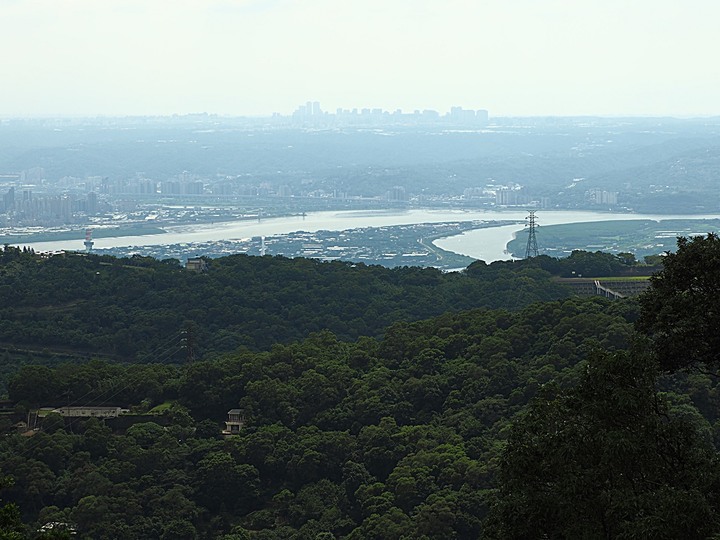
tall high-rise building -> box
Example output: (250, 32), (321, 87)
(588, 189), (618, 205)
(496, 187), (529, 206)
(387, 186), (408, 202)
(3, 187), (15, 212)
(138, 179), (157, 195)
(182, 181), (204, 195)
(86, 192), (98, 214)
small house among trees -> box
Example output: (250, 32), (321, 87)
(186, 257), (208, 272)
(222, 409), (244, 436)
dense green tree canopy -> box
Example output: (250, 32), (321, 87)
(0, 248), (570, 367)
(2, 241), (720, 538)
(0, 296), (641, 538)
(638, 233), (720, 371)
(487, 349), (720, 539)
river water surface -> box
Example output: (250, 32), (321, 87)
(24, 209), (719, 263)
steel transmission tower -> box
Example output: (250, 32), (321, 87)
(181, 325), (196, 364)
(525, 211), (539, 258)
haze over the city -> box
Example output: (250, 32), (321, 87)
(2, 0), (719, 118)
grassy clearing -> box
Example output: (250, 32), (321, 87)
(147, 401), (174, 415)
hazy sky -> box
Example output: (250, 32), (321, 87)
(1, 0), (719, 117)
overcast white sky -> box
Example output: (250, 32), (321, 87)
(1, 0), (719, 117)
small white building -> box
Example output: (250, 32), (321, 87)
(222, 409), (245, 436)
(186, 257), (208, 272)
(52, 406), (125, 418)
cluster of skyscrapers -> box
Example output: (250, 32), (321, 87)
(290, 102), (489, 127)
(1, 186), (100, 226)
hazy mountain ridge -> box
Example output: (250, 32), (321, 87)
(2, 119), (719, 198)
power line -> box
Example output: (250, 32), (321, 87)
(181, 325), (196, 364)
(8, 330), (187, 460)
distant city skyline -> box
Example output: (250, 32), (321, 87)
(1, 0), (720, 118)
(289, 101), (489, 122)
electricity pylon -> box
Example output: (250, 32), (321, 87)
(525, 211), (539, 258)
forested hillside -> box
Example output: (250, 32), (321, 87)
(2, 240), (719, 538)
(2, 297), (638, 539)
(0, 247), (571, 361)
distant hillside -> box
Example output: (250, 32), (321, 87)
(0, 247), (571, 365)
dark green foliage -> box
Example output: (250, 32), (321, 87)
(0, 297), (638, 538)
(8, 360), (178, 408)
(0, 248), (570, 366)
(0, 477), (24, 540)
(487, 349), (720, 539)
(638, 233), (720, 371)
(522, 249), (648, 278)
(3, 239), (720, 538)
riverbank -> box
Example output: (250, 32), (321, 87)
(18, 208), (720, 263)
(91, 220), (489, 270)
(504, 218), (720, 259)
(0, 224), (167, 245)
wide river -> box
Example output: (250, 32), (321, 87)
(24, 209), (719, 263)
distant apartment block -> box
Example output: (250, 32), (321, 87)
(463, 187), (486, 200)
(387, 185), (408, 202)
(277, 184), (293, 197)
(160, 180), (204, 196)
(495, 188), (530, 206)
(587, 189), (618, 205)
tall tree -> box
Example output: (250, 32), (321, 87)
(0, 477), (25, 540)
(486, 350), (720, 539)
(637, 233), (720, 371)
